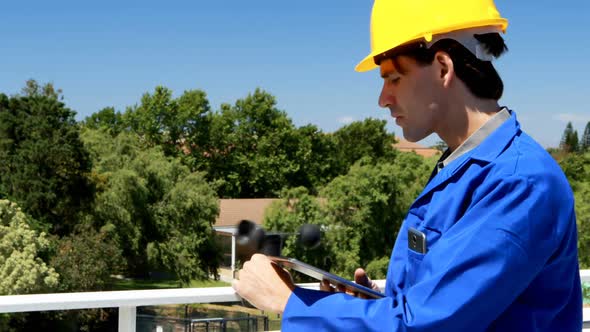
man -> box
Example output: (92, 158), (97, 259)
(232, 0), (583, 330)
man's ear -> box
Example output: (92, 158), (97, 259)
(434, 52), (454, 88)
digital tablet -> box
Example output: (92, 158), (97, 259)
(269, 256), (385, 299)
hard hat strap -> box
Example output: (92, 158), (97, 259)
(426, 26), (504, 62)
(373, 26), (504, 66)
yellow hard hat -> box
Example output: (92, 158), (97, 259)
(355, 0), (509, 72)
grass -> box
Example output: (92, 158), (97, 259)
(111, 278), (229, 291)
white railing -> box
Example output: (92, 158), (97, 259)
(0, 286), (240, 332)
(0, 273), (587, 332)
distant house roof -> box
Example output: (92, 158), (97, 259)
(394, 138), (441, 158)
(214, 199), (279, 232)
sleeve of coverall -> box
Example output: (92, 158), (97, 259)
(280, 174), (564, 331)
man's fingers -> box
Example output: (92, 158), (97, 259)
(231, 255), (294, 313)
(321, 279), (341, 292)
(354, 268), (380, 297)
(320, 279), (331, 291)
(354, 268), (371, 287)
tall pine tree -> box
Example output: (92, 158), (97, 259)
(559, 122), (579, 153)
(580, 121), (590, 152)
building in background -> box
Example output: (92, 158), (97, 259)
(394, 138), (441, 157)
(214, 199), (278, 277)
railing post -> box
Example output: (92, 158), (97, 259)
(118, 306), (137, 332)
(231, 233), (236, 278)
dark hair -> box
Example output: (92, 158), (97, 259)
(374, 33), (508, 100)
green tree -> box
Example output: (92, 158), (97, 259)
(575, 182), (590, 268)
(82, 107), (125, 135)
(331, 118), (397, 175)
(123, 86), (176, 148)
(123, 86), (212, 158)
(432, 140), (448, 152)
(0, 200), (58, 295)
(286, 125), (339, 194)
(81, 129), (220, 282)
(50, 225), (125, 292)
(390, 152), (435, 208)
(559, 151), (586, 187)
(0, 81), (95, 235)
(320, 158), (412, 277)
(204, 89), (301, 197)
(148, 172), (222, 282)
(20, 79), (62, 100)
(559, 152), (590, 268)
(560, 122), (579, 153)
(580, 121), (590, 152)
(365, 256), (390, 279)
(170, 89), (213, 160)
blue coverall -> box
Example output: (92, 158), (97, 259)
(281, 111), (582, 331)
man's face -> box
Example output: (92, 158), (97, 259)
(378, 56), (443, 142)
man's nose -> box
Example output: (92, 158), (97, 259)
(378, 83), (396, 108)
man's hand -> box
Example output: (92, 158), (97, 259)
(232, 254), (295, 314)
(354, 268), (379, 289)
(320, 268), (380, 299)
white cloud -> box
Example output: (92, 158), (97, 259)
(338, 116), (355, 124)
(553, 113), (590, 124)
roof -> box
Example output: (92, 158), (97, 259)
(394, 138), (442, 158)
(214, 198), (279, 228)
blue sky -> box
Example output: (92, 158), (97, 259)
(1, 1), (589, 148)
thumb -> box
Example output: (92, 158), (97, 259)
(354, 268), (371, 287)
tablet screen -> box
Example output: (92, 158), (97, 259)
(270, 256), (385, 299)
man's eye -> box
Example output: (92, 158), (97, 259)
(390, 77), (400, 84)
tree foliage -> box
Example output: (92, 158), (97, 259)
(285, 125), (339, 194)
(50, 225), (126, 292)
(82, 87), (400, 199)
(432, 140), (449, 152)
(0, 81), (94, 235)
(264, 187), (331, 276)
(264, 153), (434, 279)
(203, 89), (301, 197)
(560, 121), (579, 153)
(330, 118), (397, 174)
(81, 129), (220, 283)
(575, 182), (590, 269)
(580, 121), (590, 152)
(320, 156), (430, 277)
(559, 152), (590, 268)
(123, 86), (213, 159)
(0, 200), (58, 295)
(82, 107), (125, 136)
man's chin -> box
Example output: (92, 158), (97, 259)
(402, 130), (430, 143)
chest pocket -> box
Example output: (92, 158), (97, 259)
(404, 225), (441, 287)
(406, 248), (426, 286)
(403, 202), (445, 287)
